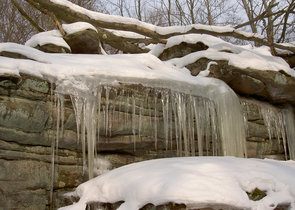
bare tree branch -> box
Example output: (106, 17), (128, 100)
(278, 0), (295, 43)
(10, 0), (44, 32)
(234, 7), (285, 30)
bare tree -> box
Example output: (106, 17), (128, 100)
(159, 0), (173, 26)
(0, 0), (99, 44)
(237, 0), (295, 46)
(134, 0), (143, 21)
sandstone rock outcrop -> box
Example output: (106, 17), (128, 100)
(1, 31), (295, 209)
(0, 71), (291, 208)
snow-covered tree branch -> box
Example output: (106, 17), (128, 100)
(21, 0), (295, 54)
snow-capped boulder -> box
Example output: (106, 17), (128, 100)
(63, 22), (101, 54)
(154, 34), (295, 104)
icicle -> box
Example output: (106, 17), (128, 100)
(50, 82), (54, 103)
(109, 104), (113, 137)
(193, 98), (203, 156)
(261, 108), (273, 141)
(105, 86), (110, 137)
(111, 88), (118, 135)
(175, 92), (184, 156)
(154, 92), (158, 150)
(138, 102), (143, 139)
(97, 86), (102, 146)
(212, 91), (246, 157)
(58, 94), (65, 152)
(169, 101), (173, 150)
(208, 100), (219, 156)
(125, 93), (130, 124)
(171, 94), (179, 156)
(102, 105), (106, 138)
(50, 94), (58, 209)
(70, 95), (83, 145)
(147, 91), (153, 130)
(132, 95), (136, 151)
(161, 91), (169, 150)
(283, 105), (295, 160)
(118, 89), (123, 124)
(205, 101), (211, 155)
(81, 102), (86, 173)
(188, 96), (195, 156)
(85, 95), (98, 180)
(181, 95), (189, 156)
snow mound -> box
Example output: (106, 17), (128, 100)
(60, 157), (295, 210)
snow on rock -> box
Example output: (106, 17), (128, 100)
(0, 42), (228, 93)
(59, 157), (295, 210)
(0, 43), (248, 158)
(151, 34), (295, 77)
(62, 22), (98, 35)
(276, 42), (295, 55)
(198, 61), (217, 77)
(25, 30), (71, 51)
(0, 43), (51, 63)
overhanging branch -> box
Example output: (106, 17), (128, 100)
(24, 0), (295, 54)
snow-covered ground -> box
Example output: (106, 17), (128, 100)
(60, 157), (295, 210)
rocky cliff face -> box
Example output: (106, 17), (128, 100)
(0, 73), (293, 209)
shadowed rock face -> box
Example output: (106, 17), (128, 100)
(278, 53), (295, 68)
(64, 29), (101, 54)
(159, 41), (208, 61)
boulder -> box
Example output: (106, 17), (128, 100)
(159, 42), (208, 61)
(64, 29), (101, 54)
(186, 58), (295, 105)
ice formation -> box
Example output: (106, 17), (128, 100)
(55, 72), (247, 178)
(241, 99), (295, 160)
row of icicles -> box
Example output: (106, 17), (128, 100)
(49, 85), (295, 206)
